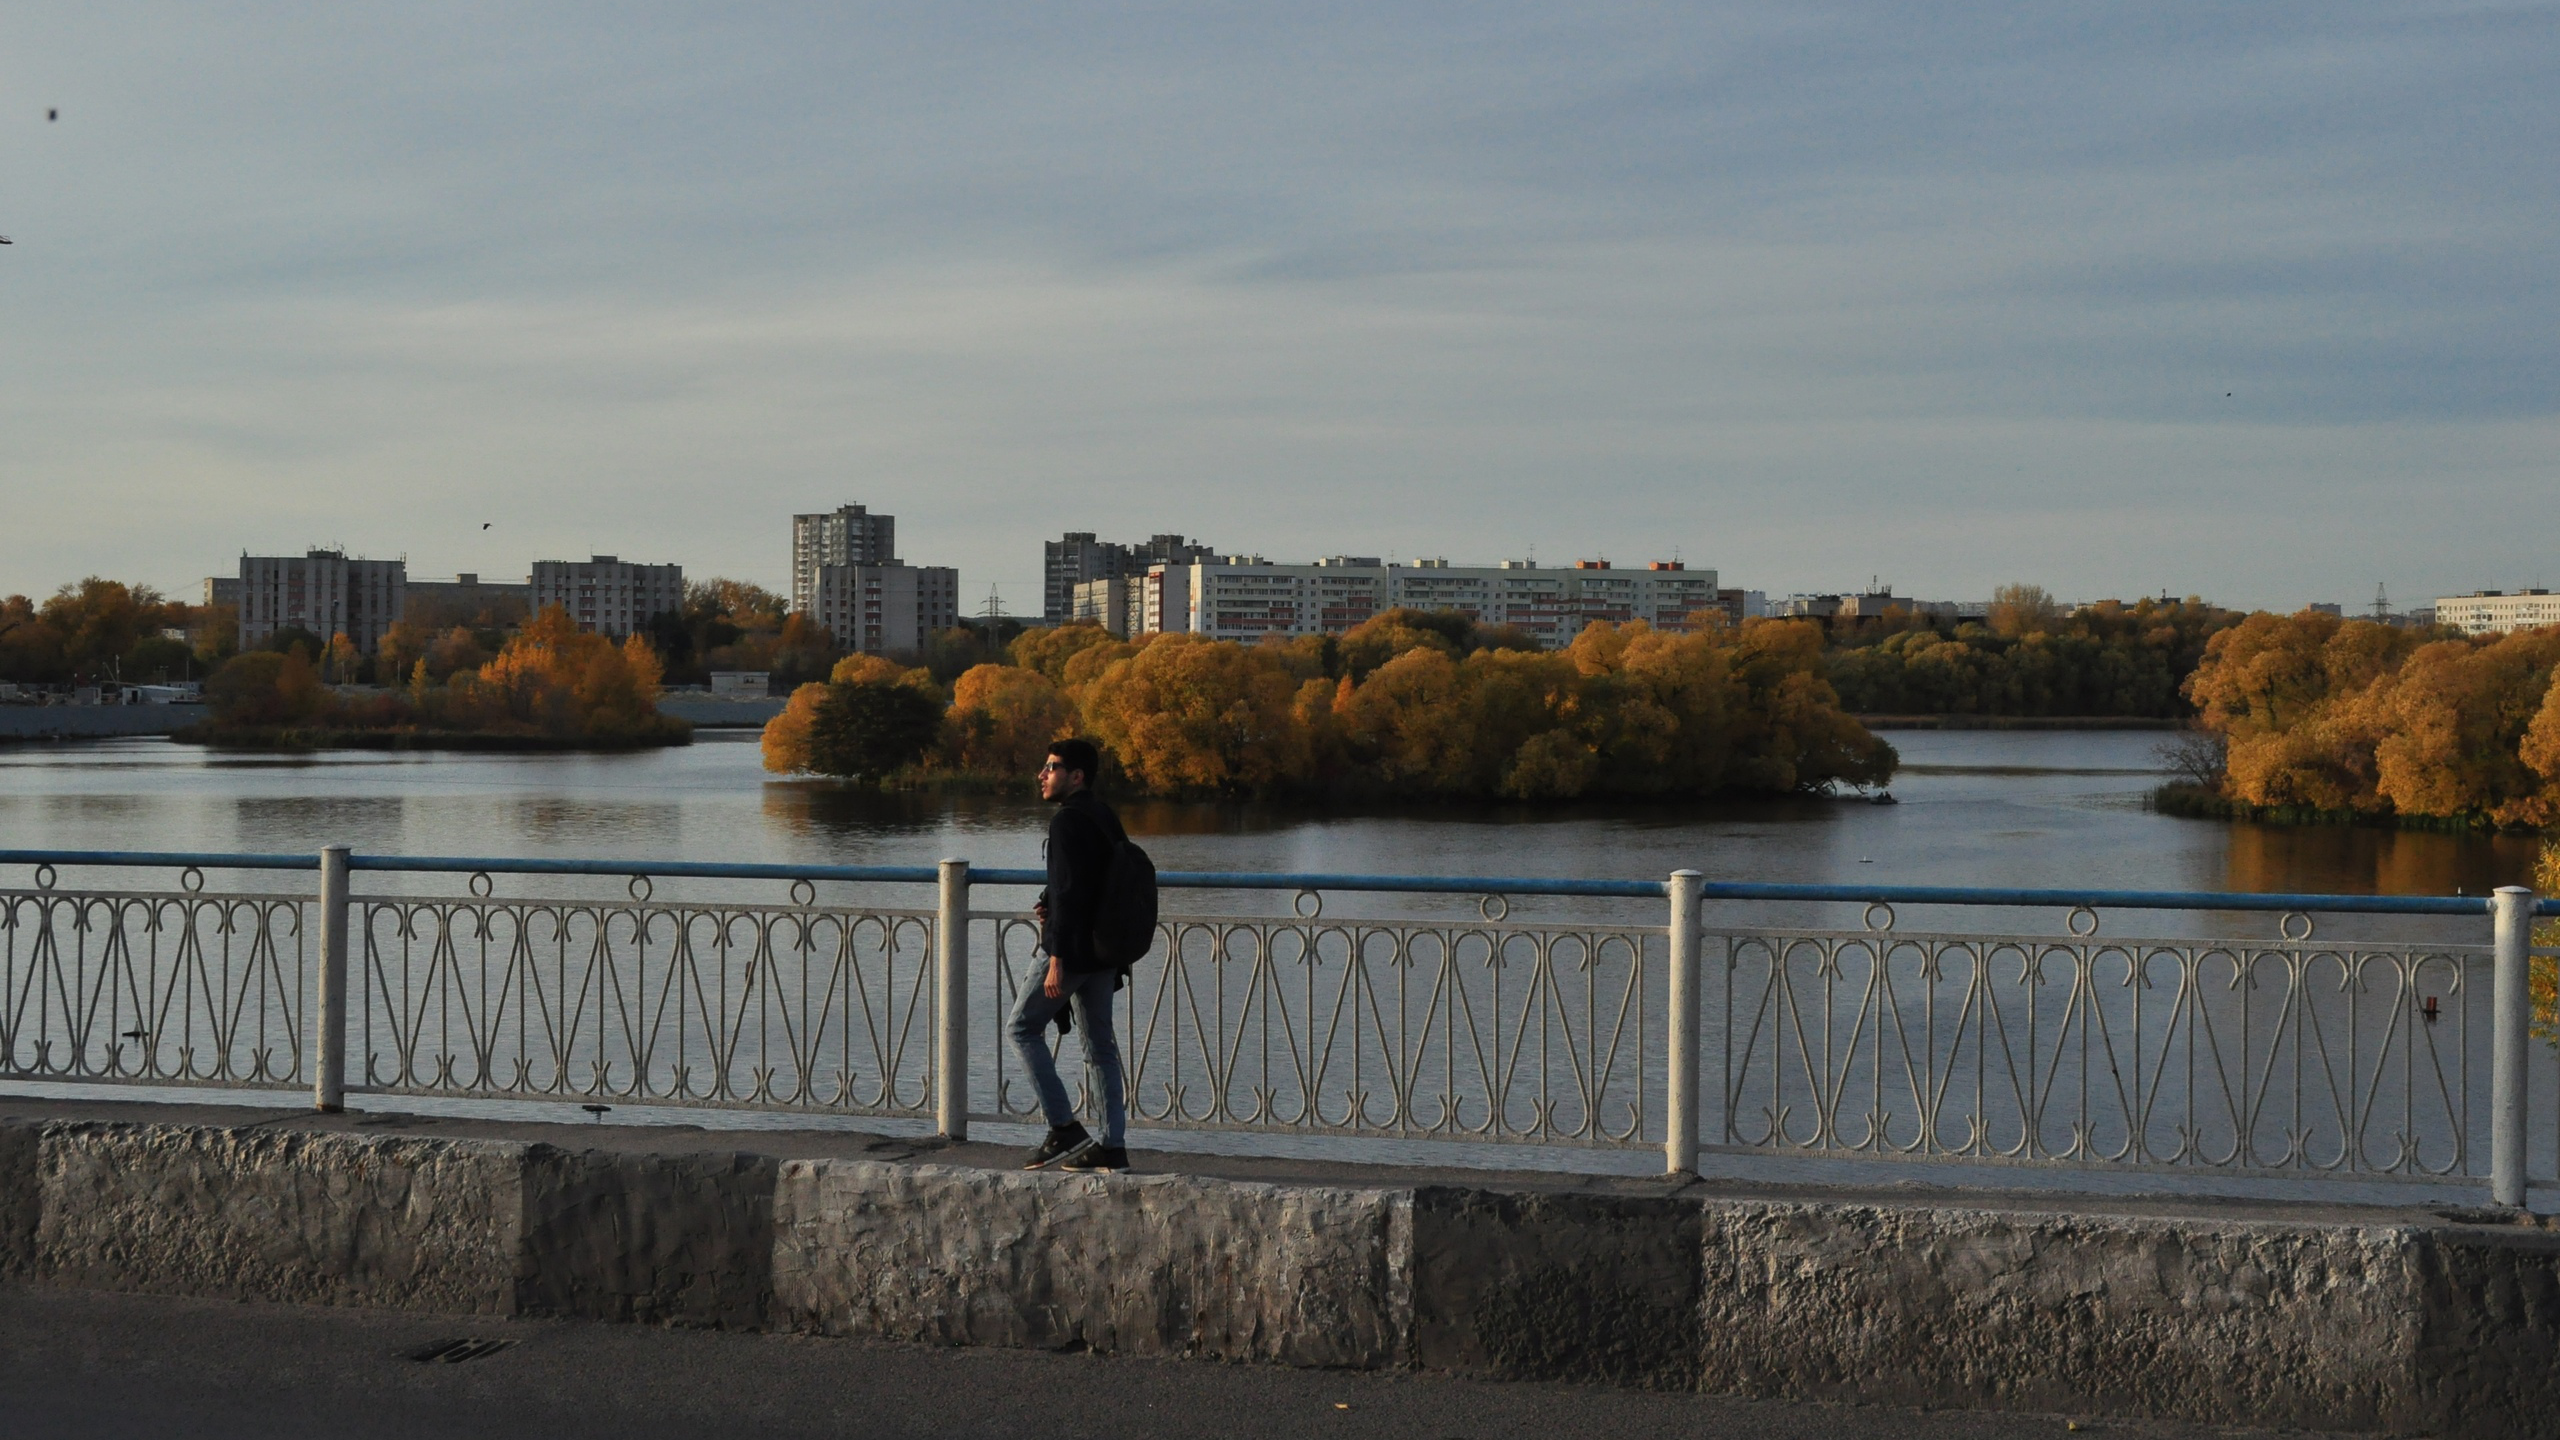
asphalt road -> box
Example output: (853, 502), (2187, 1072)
(0, 1288), (2340, 1440)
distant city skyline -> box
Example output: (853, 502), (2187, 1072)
(3, 7), (2552, 613)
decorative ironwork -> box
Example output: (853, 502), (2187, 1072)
(355, 896), (937, 1115)
(983, 912), (1662, 1147)
(1717, 927), (2488, 1177)
(0, 887), (307, 1087)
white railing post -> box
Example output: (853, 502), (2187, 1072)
(2491, 885), (2534, 1207)
(937, 857), (970, 1141)
(1665, 869), (1702, 1176)
(315, 845), (350, 1113)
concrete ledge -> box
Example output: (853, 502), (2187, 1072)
(4, 1105), (2558, 1436)
(0, 1122), (36, 1278)
(772, 1159), (1409, 1366)
(1696, 1203), (2419, 1430)
(517, 1144), (777, 1327)
(1412, 1187), (1700, 1387)
(29, 1122), (520, 1312)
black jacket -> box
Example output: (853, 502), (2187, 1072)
(1038, 789), (1126, 976)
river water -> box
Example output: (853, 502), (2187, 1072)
(3, 730), (2548, 1205)
(0, 728), (2537, 907)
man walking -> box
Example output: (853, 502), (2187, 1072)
(1012, 737), (1131, 1172)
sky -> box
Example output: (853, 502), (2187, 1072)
(1, 3), (2553, 615)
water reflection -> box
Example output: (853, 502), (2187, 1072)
(233, 797), (410, 854)
(2223, 820), (2540, 897)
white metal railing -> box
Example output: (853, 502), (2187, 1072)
(1, 848), (2553, 1207)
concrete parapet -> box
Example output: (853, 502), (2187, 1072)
(26, 1121), (519, 1312)
(3, 1106), (2557, 1436)
(1694, 1203), (2418, 1429)
(1411, 1187), (1699, 1386)
(0, 1122), (36, 1278)
(772, 1159), (1409, 1366)
(516, 1144), (778, 1327)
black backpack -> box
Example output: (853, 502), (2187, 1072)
(1089, 834), (1159, 969)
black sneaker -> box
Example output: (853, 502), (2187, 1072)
(1022, 1124), (1095, 1170)
(1061, 1145), (1129, 1173)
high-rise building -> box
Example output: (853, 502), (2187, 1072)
(1043, 532), (1218, 623)
(236, 550), (406, 654)
(811, 564), (960, 655)
(529, 556), (684, 638)
(792, 505), (898, 614)
(1138, 557), (1722, 647)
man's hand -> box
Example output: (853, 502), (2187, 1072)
(1042, 955), (1066, 1001)
(1033, 899), (1049, 926)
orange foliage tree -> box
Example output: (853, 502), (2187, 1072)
(947, 663), (1076, 775)
(762, 655), (943, 774)
(423, 606), (679, 742)
(2186, 612), (2560, 827)
(755, 611), (1898, 801)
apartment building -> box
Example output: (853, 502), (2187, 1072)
(2435, 590), (2560, 636)
(1136, 558), (1723, 647)
(235, 551), (406, 654)
(1769, 591), (1966, 622)
(201, 576), (241, 609)
(1043, 532), (1219, 623)
(530, 556), (684, 638)
(791, 505), (898, 615)
(811, 564), (961, 655)
(1070, 576), (1146, 638)
(404, 573), (533, 625)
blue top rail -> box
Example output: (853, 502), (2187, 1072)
(3, 847), (2553, 916)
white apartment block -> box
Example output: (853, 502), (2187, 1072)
(2435, 590), (2560, 636)
(236, 551), (406, 654)
(812, 564), (960, 655)
(792, 504), (898, 615)
(1137, 558), (1723, 647)
(530, 556), (684, 638)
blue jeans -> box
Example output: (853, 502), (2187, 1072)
(1007, 963), (1127, 1147)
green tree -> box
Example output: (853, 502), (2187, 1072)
(805, 679), (945, 782)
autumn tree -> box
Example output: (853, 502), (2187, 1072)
(1010, 622), (1122, 684)
(378, 622), (432, 686)
(1987, 584), (2062, 640)
(805, 681), (945, 782)
(1071, 633), (1325, 795)
(2182, 613), (2560, 826)
(947, 663), (1077, 775)
(762, 656), (943, 775)
(429, 606), (679, 741)
(204, 649), (331, 726)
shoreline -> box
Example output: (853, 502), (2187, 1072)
(2149, 781), (2549, 835)
(168, 723), (692, 754)
(1856, 714), (2183, 731)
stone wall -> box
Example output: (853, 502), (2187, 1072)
(3, 1115), (2556, 1437)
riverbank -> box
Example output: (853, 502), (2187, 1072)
(1858, 715), (2183, 730)
(170, 722), (691, 753)
(2151, 781), (2550, 835)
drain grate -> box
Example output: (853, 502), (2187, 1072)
(407, 1337), (517, 1364)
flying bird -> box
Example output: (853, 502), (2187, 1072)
(481, 522), (492, 529)
(0, 237), (11, 245)
(48, 109), (58, 121)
